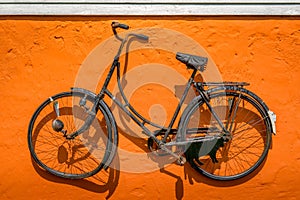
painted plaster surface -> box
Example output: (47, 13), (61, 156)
(0, 17), (299, 199)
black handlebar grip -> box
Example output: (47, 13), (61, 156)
(118, 23), (129, 30)
(111, 22), (129, 29)
(136, 34), (149, 42)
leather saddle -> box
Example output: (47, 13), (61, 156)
(176, 52), (208, 72)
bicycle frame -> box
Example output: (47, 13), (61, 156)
(68, 27), (234, 148)
(99, 35), (199, 145)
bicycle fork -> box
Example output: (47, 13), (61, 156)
(50, 94), (100, 139)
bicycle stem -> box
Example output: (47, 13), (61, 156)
(99, 33), (145, 97)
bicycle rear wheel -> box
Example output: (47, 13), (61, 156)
(180, 89), (272, 181)
(28, 91), (113, 179)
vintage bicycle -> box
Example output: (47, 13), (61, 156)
(28, 22), (276, 181)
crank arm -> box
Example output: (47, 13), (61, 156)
(159, 144), (186, 165)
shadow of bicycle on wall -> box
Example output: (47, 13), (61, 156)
(151, 155), (268, 200)
(29, 32), (271, 200)
(183, 154), (269, 188)
(110, 79), (271, 199)
(154, 151), (269, 200)
(31, 154), (120, 199)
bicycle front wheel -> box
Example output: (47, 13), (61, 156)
(180, 88), (272, 181)
(28, 91), (113, 179)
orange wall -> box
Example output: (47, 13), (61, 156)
(0, 16), (300, 199)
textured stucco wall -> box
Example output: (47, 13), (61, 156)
(0, 16), (299, 199)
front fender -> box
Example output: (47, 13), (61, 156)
(71, 87), (97, 99)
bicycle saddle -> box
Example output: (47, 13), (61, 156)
(176, 52), (208, 72)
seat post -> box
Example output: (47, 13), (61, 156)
(163, 68), (198, 142)
(191, 68), (197, 79)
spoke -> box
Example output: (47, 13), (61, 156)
(29, 92), (110, 178)
(233, 118), (267, 138)
(184, 91), (270, 180)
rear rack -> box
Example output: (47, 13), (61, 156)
(197, 82), (250, 87)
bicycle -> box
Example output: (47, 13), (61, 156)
(28, 22), (276, 181)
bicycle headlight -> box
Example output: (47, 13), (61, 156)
(52, 119), (64, 132)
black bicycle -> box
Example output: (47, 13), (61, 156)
(28, 22), (276, 181)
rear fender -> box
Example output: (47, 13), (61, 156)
(206, 85), (276, 135)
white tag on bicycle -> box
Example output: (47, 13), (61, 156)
(268, 110), (276, 134)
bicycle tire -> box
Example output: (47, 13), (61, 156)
(179, 87), (272, 181)
(28, 91), (114, 179)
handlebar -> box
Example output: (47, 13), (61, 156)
(111, 21), (149, 42)
(130, 33), (149, 42)
(111, 21), (129, 30)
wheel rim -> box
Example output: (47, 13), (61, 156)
(28, 92), (111, 178)
(183, 91), (271, 180)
